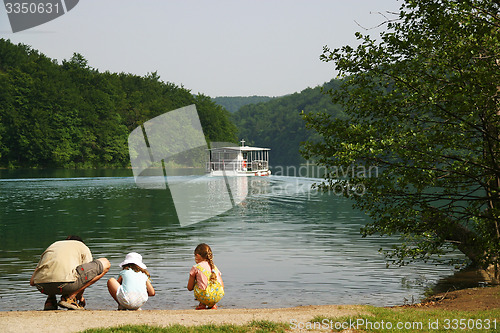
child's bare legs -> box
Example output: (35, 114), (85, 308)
(195, 302), (206, 310)
(195, 302), (218, 310)
(107, 278), (121, 304)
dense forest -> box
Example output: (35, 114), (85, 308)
(212, 96), (275, 113)
(0, 39), (237, 168)
(231, 80), (344, 168)
(0, 39), (346, 170)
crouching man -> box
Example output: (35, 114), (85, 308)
(30, 235), (110, 310)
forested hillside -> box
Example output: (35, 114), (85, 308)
(0, 39), (237, 168)
(232, 80), (344, 168)
(212, 96), (274, 113)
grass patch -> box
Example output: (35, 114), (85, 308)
(80, 306), (500, 333)
(80, 321), (290, 333)
(309, 306), (500, 332)
(247, 320), (289, 333)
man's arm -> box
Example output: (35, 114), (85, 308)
(30, 268), (38, 286)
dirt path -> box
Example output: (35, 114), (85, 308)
(1, 286), (498, 333)
(0, 305), (365, 333)
(408, 285), (500, 311)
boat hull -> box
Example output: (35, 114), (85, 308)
(209, 170), (271, 177)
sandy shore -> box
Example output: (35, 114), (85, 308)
(2, 286), (498, 333)
(0, 305), (366, 333)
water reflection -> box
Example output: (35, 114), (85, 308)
(0, 171), (466, 311)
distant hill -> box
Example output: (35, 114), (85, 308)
(0, 39), (237, 168)
(212, 96), (275, 113)
(231, 79), (344, 168)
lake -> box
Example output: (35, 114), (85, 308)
(0, 170), (464, 311)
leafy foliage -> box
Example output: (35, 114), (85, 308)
(303, 0), (500, 269)
(232, 80), (344, 167)
(0, 39), (237, 168)
(212, 96), (275, 113)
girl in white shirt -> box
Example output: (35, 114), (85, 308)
(107, 252), (155, 310)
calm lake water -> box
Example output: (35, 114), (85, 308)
(0, 169), (466, 311)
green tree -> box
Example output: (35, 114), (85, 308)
(303, 0), (500, 271)
(195, 93), (238, 144)
(0, 39), (238, 168)
(212, 95), (274, 113)
(232, 80), (344, 167)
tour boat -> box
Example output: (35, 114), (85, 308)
(207, 140), (271, 176)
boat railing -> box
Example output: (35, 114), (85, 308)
(207, 160), (268, 173)
(207, 161), (242, 173)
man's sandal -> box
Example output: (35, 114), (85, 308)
(58, 297), (84, 310)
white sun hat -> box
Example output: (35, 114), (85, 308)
(119, 252), (147, 270)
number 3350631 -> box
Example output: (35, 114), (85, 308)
(5, 2), (60, 14)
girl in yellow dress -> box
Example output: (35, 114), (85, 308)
(187, 243), (224, 309)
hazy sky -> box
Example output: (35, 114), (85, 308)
(0, 0), (401, 97)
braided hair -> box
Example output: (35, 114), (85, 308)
(194, 243), (217, 283)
